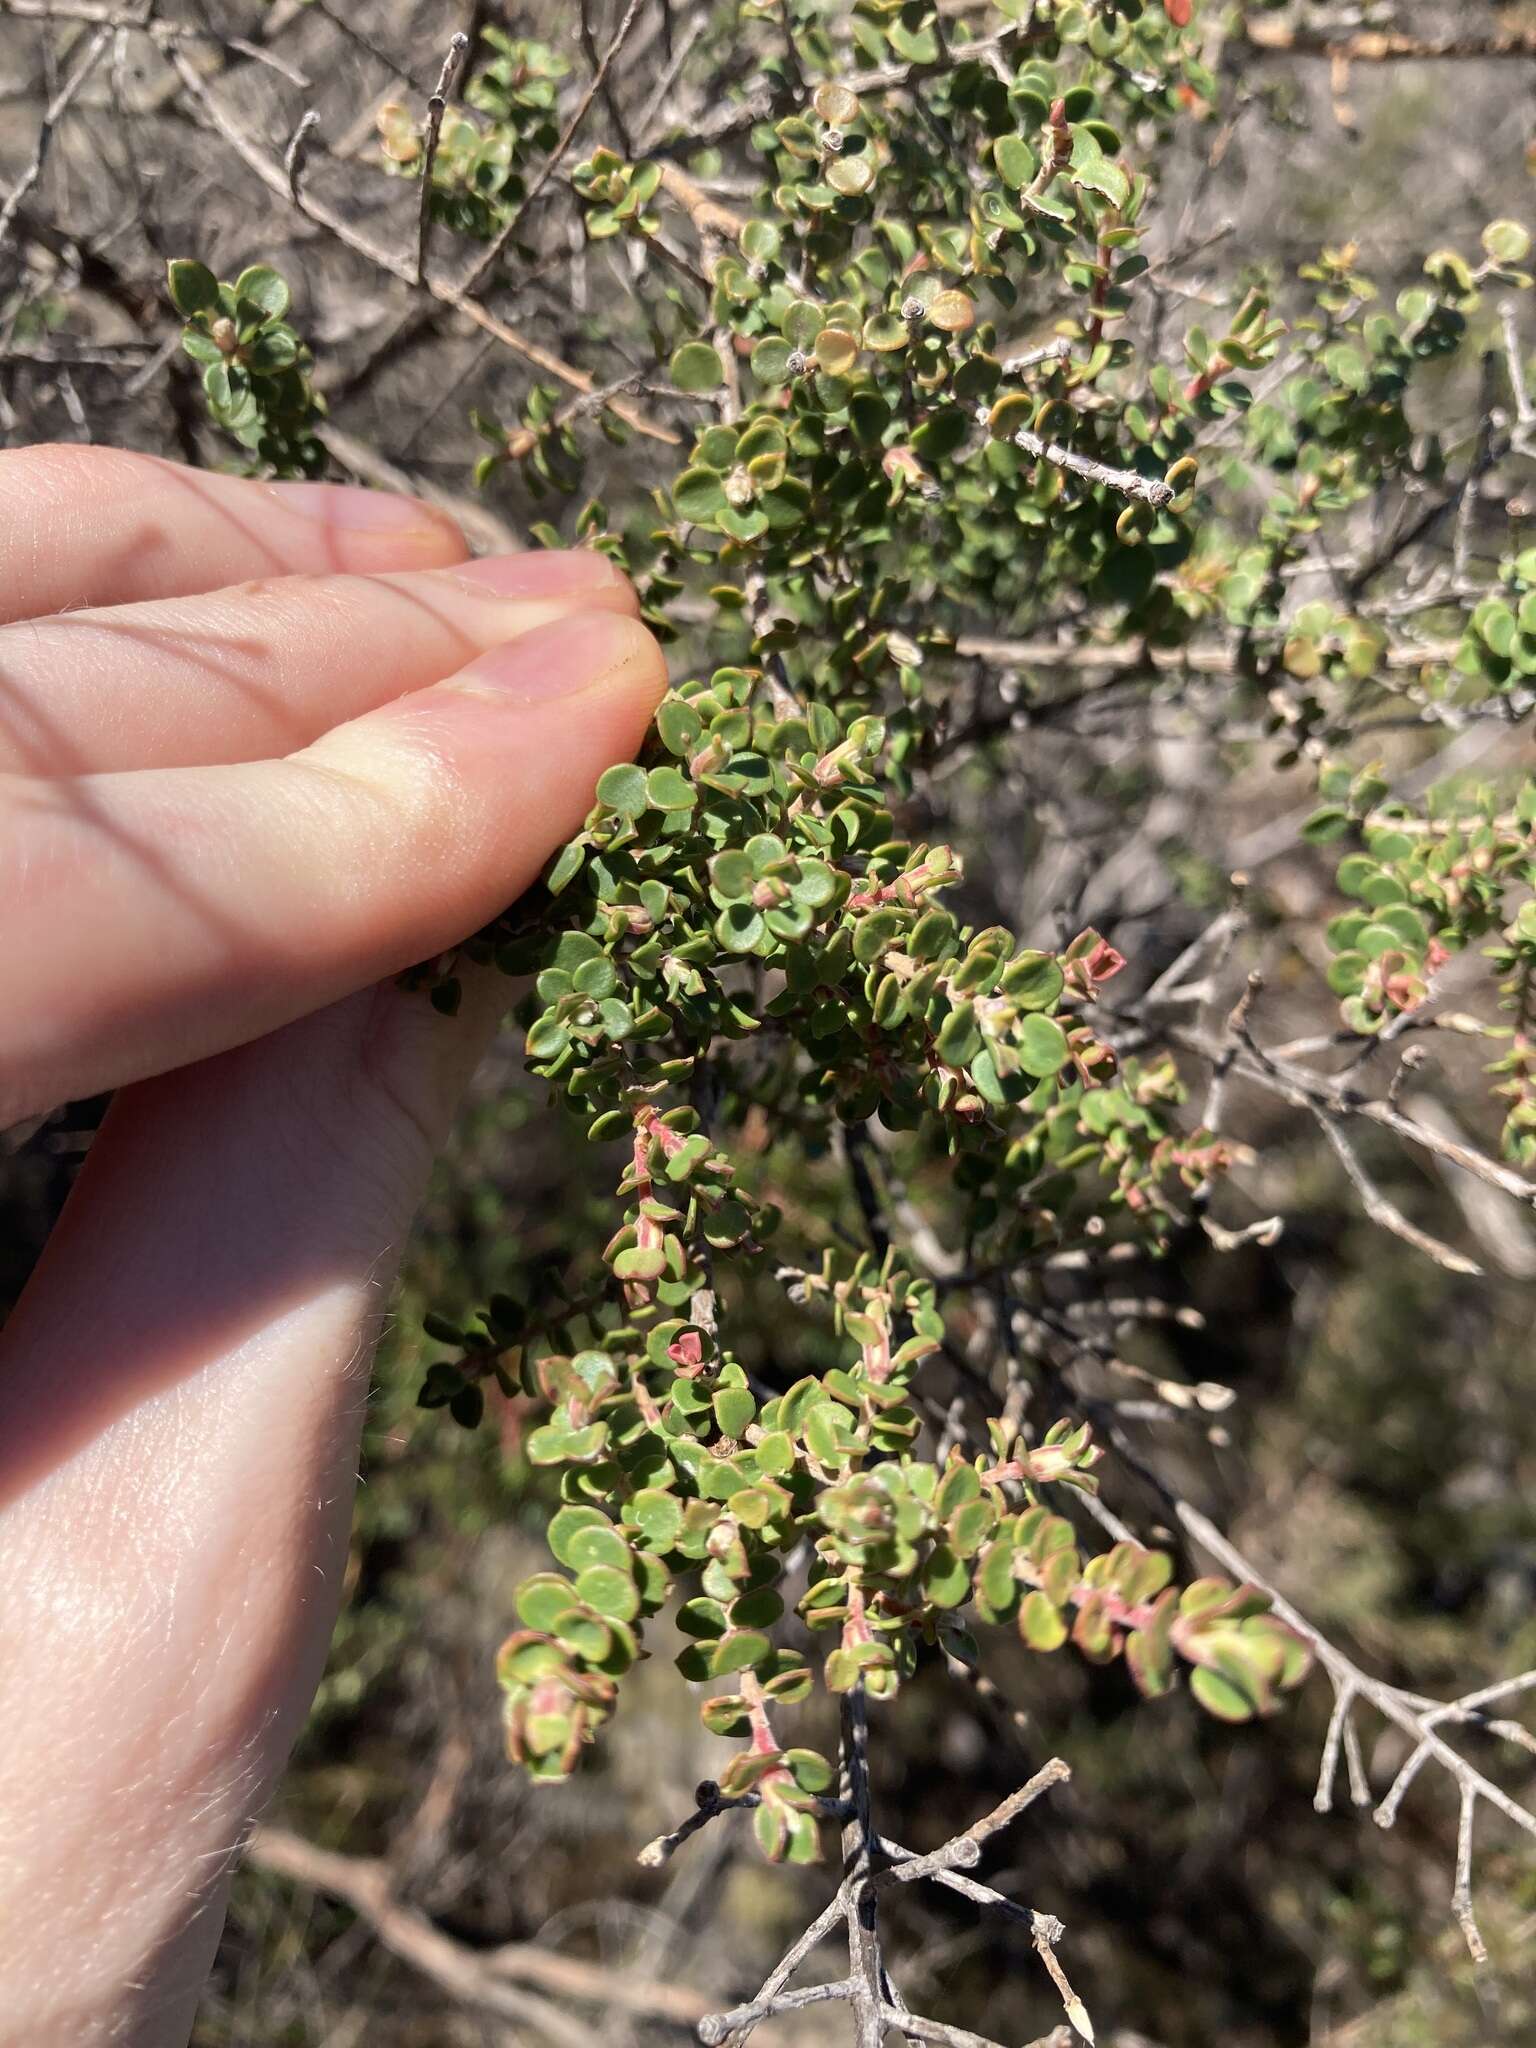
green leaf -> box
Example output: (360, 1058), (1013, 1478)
(167, 258), (220, 317)
(517, 1572), (580, 1631)
(1001, 952), (1065, 1009)
(785, 1747), (833, 1793)
(673, 466), (729, 521)
(526, 1016), (571, 1061)
(730, 1586), (784, 1631)
(740, 218), (781, 264)
(234, 264), (291, 320)
(625, 1488), (683, 1549)
(862, 312), (908, 353)
(246, 326), (298, 372)
(179, 329), (223, 366)
(774, 114), (820, 159)
(646, 764), (697, 810)
(657, 698), (703, 756)
(696, 423), (739, 469)
(563, 1517), (633, 1573)
(572, 955), (618, 998)
(853, 909), (903, 964)
(802, 1402), (846, 1467)
(937, 1004), (982, 1066)
(575, 1563), (640, 1621)
(751, 336), (796, 384)
(701, 1693), (751, 1736)
(548, 1505), (610, 1566)
(449, 1383), (484, 1428)
(546, 840), (585, 894)
(994, 134), (1037, 190)
(714, 1387), (757, 1438)
(670, 340), (724, 392)
(716, 903), (766, 953)
(711, 1629), (773, 1675)
(814, 325), (860, 376)
(614, 1244), (668, 1280)
(922, 1541), (971, 1608)
(596, 761), (649, 816)
(824, 1647), (861, 1692)
(1190, 1663), (1259, 1722)
(710, 848), (757, 901)
(781, 299), (823, 348)
(755, 1429), (795, 1475)
(1019, 1590), (1068, 1651)
(1015, 1013), (1070, 1078)
(827, 154), (874, 198)
(1302, 806), (1352, 843)
(1483, 219), (1532, 265)
(677, 1596), (729, 1639)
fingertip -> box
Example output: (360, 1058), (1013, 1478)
(262, 481), (468, 572)
(446, 607), (669, 722)
(452, 548), (636, 604)
(577, 609), (672, 744)
(298, 608), (670, 950)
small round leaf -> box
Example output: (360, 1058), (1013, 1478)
(670, 340), (725, 393)
(1016, 1012), (1070, 1078)
(596, 762), (649, 816)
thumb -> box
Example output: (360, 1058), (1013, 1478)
(3, 609), (667, 1122)
(0, 964), (509, 2044)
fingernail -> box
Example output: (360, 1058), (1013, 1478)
(266, 480), (455, 535)
(449, 611), (655, 705)
(453, 549), (628, 598)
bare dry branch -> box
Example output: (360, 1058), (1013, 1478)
(1155, 1014), (1536, 1215)
(639, 1779), (783, 1868)
(1163, 1495), (1536, 1959)
(1243, 21), (1536, 62)
(247, 1824), (715, 2034)
(699, 1980), (853, 2044)
(1010, 427), (1173, 509)
(0, 23), (111, 250)
(952, 634), (1459, 676)
(689, 1733), (1077, 2048)
(840, 1686), (887, 2048)
(416, 30), (470, 285)
(166, 49), (680, 445)
(1314, 1110), (1483, 1276)
(3, 0), (313, 83)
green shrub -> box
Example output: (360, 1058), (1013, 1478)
(169, 0), (1534, 1999)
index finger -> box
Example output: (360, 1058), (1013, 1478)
(0, 444), (467, 623)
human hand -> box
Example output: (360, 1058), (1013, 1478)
(0, 445), (667, 2046)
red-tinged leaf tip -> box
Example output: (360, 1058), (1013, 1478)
(1165, 0), (1193, 24)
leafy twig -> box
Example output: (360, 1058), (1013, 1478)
(460, 0), (648, 294)
(166, 50), (679, 445)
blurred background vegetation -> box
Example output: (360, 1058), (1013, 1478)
(2, 2), (1534, 2043)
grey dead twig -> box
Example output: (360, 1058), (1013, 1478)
(415, 31), (470, 285)
(3, 0), (313, 86)
(165, 48), (680, 445)
(248, 1823), (716, 2038)
(1075, 1444), (1536, 1969)
(676, 1706), (1085, 2048)
(1009, 427), (1174, 510)
(0, 23), (112, 251)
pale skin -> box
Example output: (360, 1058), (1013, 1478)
(0, 444), (668, 2045)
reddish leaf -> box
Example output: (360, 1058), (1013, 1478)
(1165, 0), (1192, 24)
